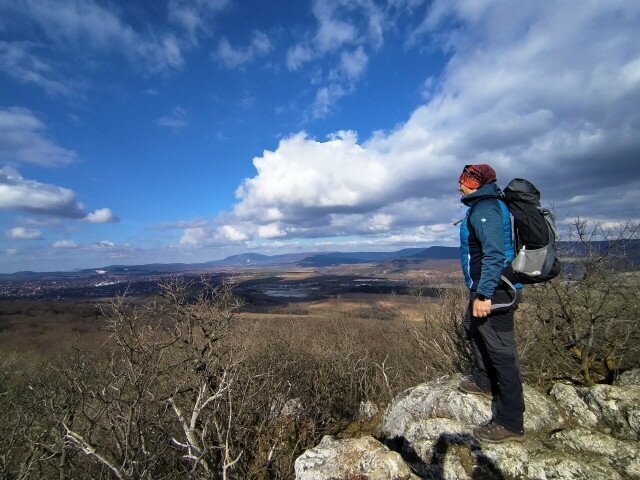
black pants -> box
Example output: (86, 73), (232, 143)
(463, 288), (524, 433)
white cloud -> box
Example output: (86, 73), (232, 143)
(215, 31), (273, 69)
(312, 1), (357, 53)
(97, 240), (115, 248)
(179, 227), (207, 246)
(219, 225), (249, 242)
(0, 167), (118, 221)
(0, 41), (76, 95)
(228, 1), (640, 243)
(286, 44), (314, 71)
(312, 84), (347, 118)
(85, 208), (120, 223)
(339, 46), (368, 82)
(168, 0), (230, 43)
(52, 239), (78, 249)
(287, 1), (383, 117)
(257, 223), (286, 239)
(0, 167), (85, 217)
(5, 248), (18, 255)
(1, 0), (185, 73)
(6, 227), (42, 240)
(0, 107), (76, 167)
(156, 106), (189, 129)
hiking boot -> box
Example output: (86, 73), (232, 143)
(458, 377), (493, 400)
(474, 420), (524, 443)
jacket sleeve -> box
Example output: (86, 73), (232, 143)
(470, 200), (506, 298)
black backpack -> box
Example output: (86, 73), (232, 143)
(502, 178), (561, 284)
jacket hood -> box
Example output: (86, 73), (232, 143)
(461, 181), (503, 206)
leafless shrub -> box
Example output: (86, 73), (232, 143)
(519, 220), (640, 385)
(407, 277), (471, 378)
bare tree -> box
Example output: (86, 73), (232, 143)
(525, 219), (640, 385)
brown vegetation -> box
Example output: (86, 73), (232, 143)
(1, 222), (638, 478)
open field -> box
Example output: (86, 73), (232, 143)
(0, 287), (439, 356)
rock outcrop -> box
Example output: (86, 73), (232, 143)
(294, 436), (419, 480)
(295, 372), (640, 479)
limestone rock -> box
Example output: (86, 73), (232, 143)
(615, 368), (640, 387)
(294, 435), (419, 480)
(380, 374), (563, 440)
(295, 374), (640, 480)
(551, 427), (640, 479)
(579, 384), (640, 440)
(549, 382), (598, 427)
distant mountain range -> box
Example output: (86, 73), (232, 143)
(0, 246), (460, 280)
(2, 240), (638, 280)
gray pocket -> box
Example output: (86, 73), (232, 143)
(512, 246), (548, 276)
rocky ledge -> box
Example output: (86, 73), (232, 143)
(295, 371), (640, 480)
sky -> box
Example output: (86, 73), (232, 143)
(0, 0), (639, 273)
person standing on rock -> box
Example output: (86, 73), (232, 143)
(457, 164), (525, 443)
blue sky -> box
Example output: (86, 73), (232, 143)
(1, 0), (639, 272)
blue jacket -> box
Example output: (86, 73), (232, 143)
(459, 182), (519, 298)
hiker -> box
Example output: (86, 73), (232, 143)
(457, 164), (525, 443)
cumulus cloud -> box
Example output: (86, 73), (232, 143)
(178, 223), (250, 247)
(219, 225), (249, 242)
(257, 223), (286, 239)
(228, 0), (640, 244)
(52, 239), (77, 249)
(155, 106), (189, 129)
(6, 227), (42, 240)
(214, 31), (273, 69)
(0, 107), (76, 167)
(0, 167), (85, 217)
(85, 208), (120, 223)
(0, 167), (117, 222)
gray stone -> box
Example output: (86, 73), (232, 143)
(294, 435), (419, 480)
(481, 442), (531, 479)
(380, 374), (563, 440)
(549, 383), (598, 427)
(579, 384), (640, 440)
(295, 374), (640, 480)
(527, 453), (623, 480)
(551, 427), (640, 479)
(615, 368), (640, 387)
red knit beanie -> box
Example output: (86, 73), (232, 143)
(458, 164), (497, 190)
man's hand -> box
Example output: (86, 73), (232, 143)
(473, 298), (492, 317)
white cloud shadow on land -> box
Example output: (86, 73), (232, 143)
(214, 0), (640, 247)
(0, 107), (76, 167)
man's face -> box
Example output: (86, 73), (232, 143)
(459, 182), (475, 196)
